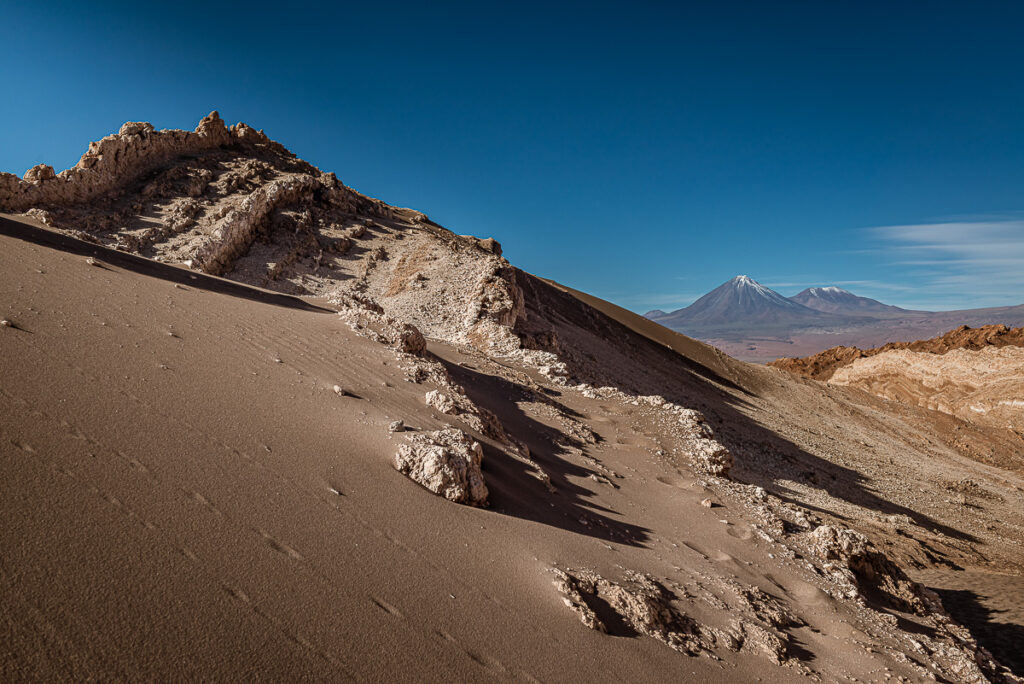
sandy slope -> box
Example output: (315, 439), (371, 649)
(3, 115), (1024, 681)
(0, 217), (805, 682)
(2, 214), (1023, 682)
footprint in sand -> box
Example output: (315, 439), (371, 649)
(127, 456), (151, 474)
(725, 524), (754, 541)
(655, 473), (695, 488)
(370, 596), (403, 617)
(189, 490), (225, 518)
(789, 580), (832, 606)
(222, 583), (251, 604)
(711, 550), (737, 564)
(462, 649), (509, 675)
(263, 535), (304, 562)
(680, 540), (710, 560)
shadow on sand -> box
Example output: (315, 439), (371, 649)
(511, 272), (980, 551)
(431, 349), (652, 548)
(930, 586), (1024, 676)
(0, 216), (335, 313)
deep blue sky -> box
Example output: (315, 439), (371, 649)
(3, 1), (1023, 312)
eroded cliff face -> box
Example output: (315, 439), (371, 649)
(830, 346), (1024, 432)
(769, 325), (1024, 433)
(770, 324), (1024, 382)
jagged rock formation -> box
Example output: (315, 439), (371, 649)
(336, 299), (427, 355)
(0, 112), (398, 289)
(830, 346), (1024, 432)
(770, 324), (1024, 381)
(552, 567), (718, 657)
(394, 428), (488, 506)
(771, 325), (1024, 431)
(804, 525), (936, 612)
(1, 115), (234, 211)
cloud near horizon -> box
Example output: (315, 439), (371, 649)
(869, 219), (1024, 309)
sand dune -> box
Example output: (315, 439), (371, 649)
(3, 114), (1024, 681)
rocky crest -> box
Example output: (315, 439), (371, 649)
(770, 324), (1024, 381)
(770, 324), (1024, 432)
(830, 346), (1024, 432)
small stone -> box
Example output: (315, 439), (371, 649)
(86, 257), (99, 267)
(388, 420), (405, 433)
(700, 498), (713, 508)
(333, 384), (346, 396)
(0, 319), (12, 327)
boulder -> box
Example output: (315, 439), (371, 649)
(394, 428), (488, 506)
(425, 389), (457, 414)
(23, 164), (56, 183)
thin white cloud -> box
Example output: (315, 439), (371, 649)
(831, 279), (918, 293)
(868, 220), (1024, 308)
(610, 292), (706, 311)
(761, 281), (808, 288)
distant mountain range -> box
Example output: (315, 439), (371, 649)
(645, 275), (1024, 362)
(789, 286), (912, 317)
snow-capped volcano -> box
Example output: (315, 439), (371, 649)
(645, 275), (831, 334)
(790, 286), (913, 316)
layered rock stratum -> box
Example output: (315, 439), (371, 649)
(3, 114), (1024, 682)
(771, 325), (1024, 433)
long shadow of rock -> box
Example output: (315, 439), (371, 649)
(930, 586), (1024, 676)
(512, 272), (980, 550)
(430, 349), (651, 548)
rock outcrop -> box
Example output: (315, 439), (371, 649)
(1, 112), (395, 286)
(829, 346), (1024, 431)
(770, 324), (1024, 381)
(1, 113), (232, 212)
(805, 525), (934, 613)
(770, 324), (1024, 432)
(337, 305), (427, 355)
(394, 428), (488, 506)
(552, 568), (714, 656)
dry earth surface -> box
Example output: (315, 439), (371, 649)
(3, 114), (1024, 682)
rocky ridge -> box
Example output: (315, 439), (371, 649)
(830, 346), (1024, 432)
(770, 324), (1024, 382)
(770, 325), (1024, 433)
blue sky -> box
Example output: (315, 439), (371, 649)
(3, 1), (1023, 312)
